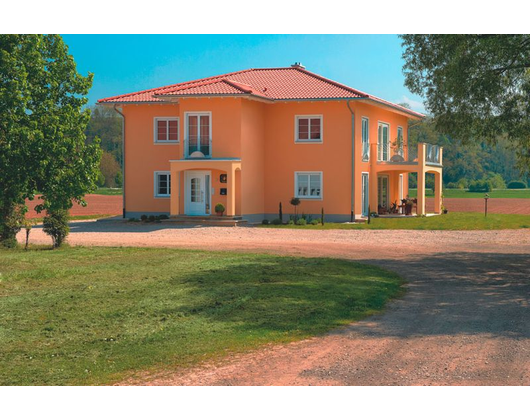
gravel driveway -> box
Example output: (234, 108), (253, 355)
(20, 222), (530, 385)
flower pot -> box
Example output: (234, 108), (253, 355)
(216, 211), (224, 216)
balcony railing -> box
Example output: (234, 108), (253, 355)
(426, 143), (441, 164)
(186, 138), (211, 158)
(381, 142), (441, 165)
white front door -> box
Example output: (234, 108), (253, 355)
(185, 171), (211, 215)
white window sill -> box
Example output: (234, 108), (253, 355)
(154, 195), (171, 199)
(295, 140), (323, 144)
(154, 141), (179, 145)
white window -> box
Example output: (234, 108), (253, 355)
(396, 126), (404, 156)
(295, 172), (322, 199)
(154, 118), (179, 143)
(295, 115), (322, 143)
(362, 117), (370, 161)
(185, 112), (211, 157)
(154, 172), (171, 197)
(378, 122), (390, 161)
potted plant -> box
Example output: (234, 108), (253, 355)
(215, 203), (225, 216)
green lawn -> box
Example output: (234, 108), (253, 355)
(260, 212), (530, 230)
(0, 246), (402, 385)
(94, 187), (122, 196)
(409, 188), (530, 199)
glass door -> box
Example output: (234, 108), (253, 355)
(187, 114), (211, 157)
(362, 173), (369, 216)
(378, 175), (389, 210)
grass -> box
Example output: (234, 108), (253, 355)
(409, 188), (530, 199)
(260, 212), (530, 230)
(0, 246), (402, 385)
(94, 187), (122, 196)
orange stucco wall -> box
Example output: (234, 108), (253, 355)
(118, 97), (413, 219)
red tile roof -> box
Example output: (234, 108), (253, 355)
(98, 66), (423, 118)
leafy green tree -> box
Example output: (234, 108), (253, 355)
(0, 34), (100, 245)
(85, 106), (123, 165)
(401, 35), (530, 170)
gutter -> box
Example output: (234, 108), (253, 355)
(113, 104), (126, 218)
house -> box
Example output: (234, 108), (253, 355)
(97, 64), (443, 222)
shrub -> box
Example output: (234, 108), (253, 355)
(262, 219), (269, 225)
(271, 218), (282, 225)
(507, 180), (527, 189)
(485, 173), (506, 189)
(43, 209), (70, 248)
(310, 219), (319, 225)
(148, 215), (156, 222)
(140, 214), (148, 221)
(159, 214), (169, 220)
(0, 205), (25, 248)
(215, 203), (225, 214)
(287, 219), (295, 225)
(468, 180), (492, 192)
(296, 218), (307, 226)
(128, 218), (139, 222)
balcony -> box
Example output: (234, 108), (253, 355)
(374, 142), (442, 168)
(186, 137), (211, 158)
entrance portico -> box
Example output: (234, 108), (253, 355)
(169, 158), (242, 217)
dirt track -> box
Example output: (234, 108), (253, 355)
(20, 222), (530, 386)
(426, 197), (530, 214)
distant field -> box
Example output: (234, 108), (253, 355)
(409, 188), (530, 199)
(95, 188), (122, 196)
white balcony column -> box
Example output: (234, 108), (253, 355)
(417, 143), (426, 215)
(226, 165), (236, 216)
(434, 171), (443, 214)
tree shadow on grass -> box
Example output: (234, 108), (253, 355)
(147, 256), (403, 340)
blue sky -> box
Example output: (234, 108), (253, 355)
(62, 34), (426, 112)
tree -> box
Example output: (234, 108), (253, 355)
(100, 150), (120, 188)
(85, 106), (123, 165)
(0, 35), (101, 246)
(401, 35), (530, 170)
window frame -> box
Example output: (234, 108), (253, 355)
(154, 117), (179, 144)
(294, 115), (323, 144)
(294, 171), (323, 200)
(361, 117), (370, 161)
(377, 121), (391, 162)
(184, 111), (212, 157)
(154, 171), (171, 198)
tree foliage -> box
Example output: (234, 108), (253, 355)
(401, 34), (530, 170)
(0, 34), (100, 244)
(85, 105), (122, 165)
(407, 118), (528, 188)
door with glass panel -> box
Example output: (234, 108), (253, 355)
(186, 113), (211, 157)
(378, 175), (389, 210)
(185, 171), (211, 215)
(378, 122), (390, 161)
(361, 173), (369, 216)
